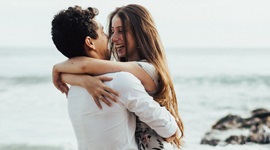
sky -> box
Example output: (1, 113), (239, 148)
(0, 0), (269, 49)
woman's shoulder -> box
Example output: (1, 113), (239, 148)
(135, 60), (159, 88)
(136, 60), (155, 72)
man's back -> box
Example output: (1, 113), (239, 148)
(68, 72), (137, 150)
(68, 72), (178, 150)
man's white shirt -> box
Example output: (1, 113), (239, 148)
(68, 72), (177, 150)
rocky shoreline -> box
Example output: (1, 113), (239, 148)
(201, 108), (270, 146)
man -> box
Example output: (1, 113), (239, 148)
(51, 6), (178, 149)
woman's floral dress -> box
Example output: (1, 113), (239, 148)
(135, 61), (178, 150)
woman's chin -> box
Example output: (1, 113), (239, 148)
(117, 53), (126, 58)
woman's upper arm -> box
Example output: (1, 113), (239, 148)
(121, 62), (156, 92)
(62, 57), (157, 92)
(83, 60), (156, 92)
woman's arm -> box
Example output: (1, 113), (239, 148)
(53, 56), (156, 92)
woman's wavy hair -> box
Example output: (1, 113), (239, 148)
(108, 4), (184, 148)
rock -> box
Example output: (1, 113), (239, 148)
(247, 124), (270, 144)
(225, 135), (247, 145)
(201, 138), (220, 146)
(252, 108), (269, 116)
(201, 108), (270, 146)
(241, 117), (262, 129)
(212, 114), (244, 130)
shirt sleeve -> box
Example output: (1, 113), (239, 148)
(135, 61), (159, 88)
(112, 72), (178, 138)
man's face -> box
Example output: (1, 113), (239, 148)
(91, 21), (110, 60)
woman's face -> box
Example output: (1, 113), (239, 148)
(111, 15), (140, 61)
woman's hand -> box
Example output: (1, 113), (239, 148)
(80, 75), (120, 109)
(52, 65), (69, 95)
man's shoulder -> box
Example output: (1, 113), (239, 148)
(111, 72), (138, 82)
(109, 72), (141, 91)
(101, 71), (132, 77)
(111, 72), (144, 95)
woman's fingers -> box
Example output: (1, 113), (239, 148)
(93, 94), (113, 109)
(93, 96), (102, 109)
(97, 76), (120, 97)
(104, 86), (120, 97)
(61, 83), (69, 95)
(54, 82), (62, 92)
(56, 81), (64, 93)
(98, 76), (113, 82)
(57, 80), (69, 94)
(53, 77), (62, 91)
(101, 90), (118, 103)
(98, 96), (112, 107)
(52, 70), (67, 94)
(97, 84), (119, 103)
(102, 87), (119, 102)
(84, 75), (120, 108)
(89, 88), (118, 108)
(98, 76), (119, 96)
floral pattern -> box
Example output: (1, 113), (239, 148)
(135, 117), (177, 150)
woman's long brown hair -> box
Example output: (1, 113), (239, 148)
(108, 4), (184, 148)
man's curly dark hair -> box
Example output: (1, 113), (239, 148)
(51, 5), (99, 58)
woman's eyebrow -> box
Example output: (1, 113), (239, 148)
(111, 26), (122, 30)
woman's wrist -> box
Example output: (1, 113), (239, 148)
(79, 75), (90, 87)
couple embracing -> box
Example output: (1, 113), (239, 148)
(51, 4), (184, 150)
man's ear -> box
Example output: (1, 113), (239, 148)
(85, 36), (95, 50)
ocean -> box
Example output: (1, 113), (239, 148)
(0, 47), (270, 150)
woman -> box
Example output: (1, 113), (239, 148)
(53, 4), (184, 149)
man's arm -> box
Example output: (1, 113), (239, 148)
(113, 72), (178, 138)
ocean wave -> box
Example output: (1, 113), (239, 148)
(174, 75), (270, 87)
(0, 144), (64, 150)
(0, 76), (51, 85)
(1, 75), (270, 87)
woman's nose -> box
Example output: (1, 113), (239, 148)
(111, 33), (119, 43)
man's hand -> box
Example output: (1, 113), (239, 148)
(164, 128), (181, 142)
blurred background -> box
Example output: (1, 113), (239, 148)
(0, 0), (269, 149)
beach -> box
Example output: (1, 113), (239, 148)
(0, 47), (270, 150)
